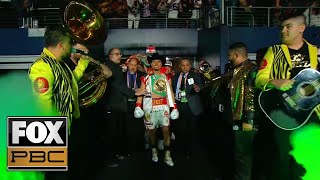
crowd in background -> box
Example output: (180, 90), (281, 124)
(229, 0), (320, 26)
(0, 0), (320, 28)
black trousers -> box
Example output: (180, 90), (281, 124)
(233, 130), (256, 180)
(172, 101), (200, 154)
(126, 101), (145, 153)
(215, 127), (256, 180)
(217, 105), (256, 180)
(69, 107), (103, 180)
(47, 110), (93, 180)
(102, 107), (128, 162)
(251, 115), (275, 180)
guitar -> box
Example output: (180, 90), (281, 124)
(258, 68), (320, 130)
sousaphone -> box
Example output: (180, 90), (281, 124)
(60, 0), (108, 108)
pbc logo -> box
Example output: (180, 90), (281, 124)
(7, 117), (68, 171)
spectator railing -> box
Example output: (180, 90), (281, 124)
(227, 6), (320, 27)
(1, 6), (319, 28)
(203, 6), (221, 28)
(22, 7), (202, 29)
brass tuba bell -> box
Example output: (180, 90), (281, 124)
(60, 0), (108, 108)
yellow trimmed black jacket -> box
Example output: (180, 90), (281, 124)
(255, 40), (320, 118)
(29, 48), (89, 129)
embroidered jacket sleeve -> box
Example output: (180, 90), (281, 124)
(29, 60), (55, 114)
(72, 58), (90, 82)
(255, 46), (274, 90)
(243, 66), (257, 125)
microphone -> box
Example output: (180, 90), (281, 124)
(71, 48), (92, 56)
(71, 48), (102, 65)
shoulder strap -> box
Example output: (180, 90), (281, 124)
(165, 76), (174, 107)
(144, 75), (151, 93)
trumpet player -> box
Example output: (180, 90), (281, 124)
(65, 42), (113, 179)
(67, 42), (112, 78)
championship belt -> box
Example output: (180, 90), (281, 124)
(151, 75), (167, 96)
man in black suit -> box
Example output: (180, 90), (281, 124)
(172, 58), (204, 158)
(101, 48), (145, 167)
(123, 55), (146, 154)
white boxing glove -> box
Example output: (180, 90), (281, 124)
(134, 102), (144, 118)
(170, 103), (179, 120)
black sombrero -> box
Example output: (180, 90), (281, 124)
(147, 53), (166, 65)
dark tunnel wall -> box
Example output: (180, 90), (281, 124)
(103, 28), (198, 57)
(0, 27), (319, 72)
